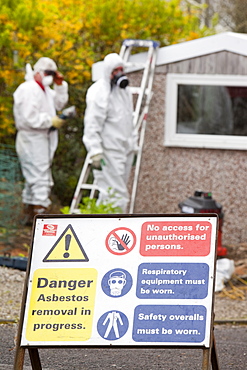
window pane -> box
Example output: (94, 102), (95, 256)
(177, 85), (247, 136)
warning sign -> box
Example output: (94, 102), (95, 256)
(105, 227), (136, 255)
(140, 221), (212, 256)
(136, 262), (209, 299)
(43, 224), (89, 262)
(132, 305), (206, 343)
(97, 310), (129, 340)
(26, 268), (97, 341)
(18, 214), (217, 351)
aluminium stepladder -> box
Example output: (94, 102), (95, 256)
(69, 39), (160, 214)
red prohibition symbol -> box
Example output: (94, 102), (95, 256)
(105, 227), (137, 255)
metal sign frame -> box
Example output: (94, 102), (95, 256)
(14, 213), (219, 370)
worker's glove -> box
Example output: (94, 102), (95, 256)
(53, 71), (64, 86)
(51, 116), (64, 129)
(91, 153), (105, 170)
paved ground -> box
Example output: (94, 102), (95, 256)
(1, 323), (246, 369)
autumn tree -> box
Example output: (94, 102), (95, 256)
(192, 0), (247, 32)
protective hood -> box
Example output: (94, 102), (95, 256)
(25, 63), (34, 81)
(33, 57), (57, 73)
(103, 53), (124, 81)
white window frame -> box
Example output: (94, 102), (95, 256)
(165, 73), (247, 150)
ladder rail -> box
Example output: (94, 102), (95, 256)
(69, 154), (92, 212)
(132, 49), (152, 127)
(119, 44), (131, 61)
(129, 113), (148, 214)
(129, 45), (159, 213)
(69, 155), (107, 213)
(123, 46), (155, 128)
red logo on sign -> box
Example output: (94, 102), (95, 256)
(42, 224), (58, 236)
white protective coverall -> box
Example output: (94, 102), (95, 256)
(14, 59), (68, 208)
(83, 53), (138, 212)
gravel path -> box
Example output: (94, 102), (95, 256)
(0, 266), (247, 322)
(0, 267), (26, 322)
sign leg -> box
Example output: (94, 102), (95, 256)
(28, 348), (42, 370)
(202, 347), (211, 370)
(211, 332), (220, 370)
(13, 346), (25, 370)
(202, 331), (220, 370)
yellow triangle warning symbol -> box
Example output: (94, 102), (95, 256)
(43, 224), (89, 262)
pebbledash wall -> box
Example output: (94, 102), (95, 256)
(129, 32), (247, 245)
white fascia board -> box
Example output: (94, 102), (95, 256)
(157, 32), (247, 65)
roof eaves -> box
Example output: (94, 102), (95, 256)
(156, 32), (247, 65)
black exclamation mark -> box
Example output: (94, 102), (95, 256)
(63, 234), (71, 258)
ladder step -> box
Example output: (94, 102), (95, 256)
(129, 86), (141, 94)
(125, 62), (147, 69)
(79, 184), (99, 191)
(129, 87), (150, 95)
(122, 39), (160, 49)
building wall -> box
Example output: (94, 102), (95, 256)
(132, 51), (247, 245)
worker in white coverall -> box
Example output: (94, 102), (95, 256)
(13, 57), (69, 224)
(83, 53), (138, 213)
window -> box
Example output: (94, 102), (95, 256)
(165, 74), (247, 149)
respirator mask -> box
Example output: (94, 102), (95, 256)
(42, 70), (56, 86)
(112, 72), (129, 89)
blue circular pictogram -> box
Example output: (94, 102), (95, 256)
(97, 310), (129, 340)
(101, 268), (133, 298)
